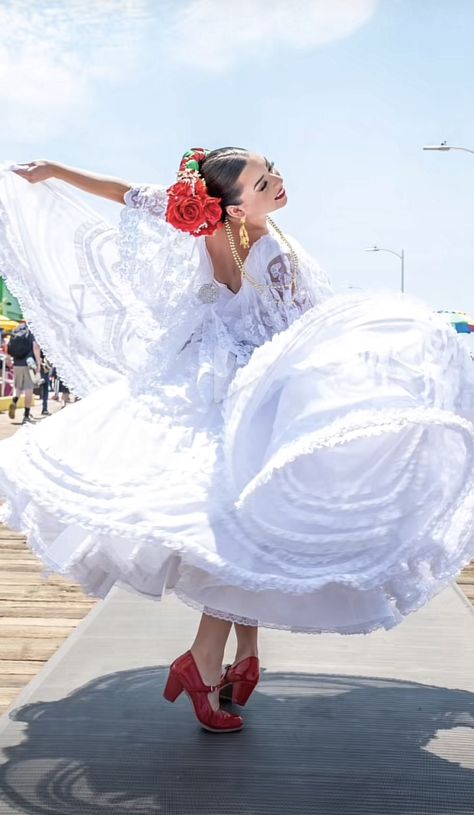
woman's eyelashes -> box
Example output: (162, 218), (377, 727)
(260, 162), (275, 192)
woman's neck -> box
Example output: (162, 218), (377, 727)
(228, 215), (269, 246)
(205, 216), (270, 258)
(245, 215), (268, 240)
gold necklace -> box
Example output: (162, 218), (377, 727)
(224, 217), (299, 299)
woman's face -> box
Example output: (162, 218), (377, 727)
(227, 152), (287, 222)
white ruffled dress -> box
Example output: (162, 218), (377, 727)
(1, 166), (474, 634)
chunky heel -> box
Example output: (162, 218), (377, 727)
(232, 680), (255, 706)
(219, 681), (233, 701)
(219, 656), (260, 707)
(163, 670), (183, 702)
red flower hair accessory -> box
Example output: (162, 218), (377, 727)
(165, 148), (223, 237)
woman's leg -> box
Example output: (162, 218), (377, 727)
(41, 372), (50, 412)
(233, 623), (259, 664)
(219, 624), (260, 705)
(190, 613), (232, 710)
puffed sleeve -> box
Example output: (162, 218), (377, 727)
(123, 184), (168, 218)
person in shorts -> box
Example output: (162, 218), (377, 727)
(7, 322), (41, 424)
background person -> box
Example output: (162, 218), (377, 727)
(7, 321), (41, 424)
(1, 332), (14, 397)
(40, 351), (52, 416)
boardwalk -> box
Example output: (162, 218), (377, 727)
(0, 396), (474, 718)
(0, 585), (473, 814)
(459, 563), (474, 604)
(0, 398), (97, 715)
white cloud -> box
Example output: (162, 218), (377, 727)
(0, 0), (149, 142)
(168, 0), (379, 70)
(0, 0), (379, 142)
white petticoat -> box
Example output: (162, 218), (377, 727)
(2, 292), (474, 634)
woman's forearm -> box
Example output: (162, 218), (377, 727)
(50, 163), (131, 204)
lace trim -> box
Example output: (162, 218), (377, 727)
(0, 488), (463, 635)
(115, 188), (218, 383)
(236, 406), (474, 508)
(174, 588), (405, 635)
(123, 184), (168, 217)
(2, 408), (474, 601)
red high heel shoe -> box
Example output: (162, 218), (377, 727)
(163, 651), (243, 733)
(219, 656), (260, 706)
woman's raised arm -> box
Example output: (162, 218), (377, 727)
(12, 161), (131, 204)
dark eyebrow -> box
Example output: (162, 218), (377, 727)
(254, 158), (272, 190)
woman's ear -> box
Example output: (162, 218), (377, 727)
(226, 204), (246, 221)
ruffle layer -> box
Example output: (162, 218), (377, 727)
(1, 292), (474, 633)
(1, 473), (472, 635)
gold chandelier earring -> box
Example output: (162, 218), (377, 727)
(239, 217), (250, 250)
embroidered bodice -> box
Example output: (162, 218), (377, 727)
(121, 185), (333, 404)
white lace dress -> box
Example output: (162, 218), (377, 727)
(1, 166), (474, 634)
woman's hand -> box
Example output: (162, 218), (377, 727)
(12, 161), (56, 184)
(12, 160), (131, 203)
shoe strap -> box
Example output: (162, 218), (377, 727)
(186, 681), (222, 693)
(191, 680), (222, 693)
(173, 668), (222, 694)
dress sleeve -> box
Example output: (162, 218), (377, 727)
(123, 184), (168, 218)
(0, 167), (139, 396)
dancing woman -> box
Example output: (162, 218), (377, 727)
(1, 148), (474, 733)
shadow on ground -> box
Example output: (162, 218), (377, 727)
(1, 670), (473, 814)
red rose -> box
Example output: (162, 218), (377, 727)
(170, 181), (191, 197)
(203, 198), (222, 226)
(166, 191), (205, 236)
(196, 198), (223, 236)
(166, 179), (222, 237)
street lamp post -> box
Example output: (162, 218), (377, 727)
(365, 246), (405, 293)
(422, 142), (474, 155)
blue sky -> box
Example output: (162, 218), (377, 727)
(1, 0), (473, 314)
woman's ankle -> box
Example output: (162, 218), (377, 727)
(233, 647), (259, 665)
(190, 646), (224, 684)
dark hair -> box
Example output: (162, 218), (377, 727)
(200, 147), (249, 220)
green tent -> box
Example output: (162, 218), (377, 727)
(0, 278), (22, 321)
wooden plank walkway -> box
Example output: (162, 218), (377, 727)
(458, 563), (474, 604)
(0, 526), (97, 714)
(1, 397), (474, 717)
(0, 398), (97, 715)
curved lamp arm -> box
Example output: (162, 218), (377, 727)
(423, 144), (474, 155)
